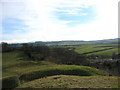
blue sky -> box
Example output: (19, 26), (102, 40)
(0, 0), (118, 43)
(55, 6), (97, 26)
(2, 18), (27, 34)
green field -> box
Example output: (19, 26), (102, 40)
(74, 44), (118, 57)
(2, 51), (107, 78)
(87, 48), (118, 56)
(2, 45), (119, 89)
(3, 51), (27, 68)
(2, 51), (57, 77)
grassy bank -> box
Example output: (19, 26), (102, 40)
(19, 65), (108, 82)
(18, 75), (118, 88)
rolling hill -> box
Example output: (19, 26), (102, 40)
(8, 38), (119, 46)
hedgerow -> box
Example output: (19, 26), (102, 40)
(2, 76), (19, 89)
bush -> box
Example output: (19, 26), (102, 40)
(2, 42), (14, 53)
(21, 44), (50, 60)
(19, 65), (108, 82)
(2, 76), (19, 89)
(50, 47), (88, 65)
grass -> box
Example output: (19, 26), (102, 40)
(19, 65), (108, 82)
(2, 50), (119, 89)
(3, 51), (107, 79)
(17, 75), (119, 88)
(74, 44), (118, 56)
(2, 51), (26, 68)
(75, 45), (111, 54)
(4, 63), (58, 76)
(2, 51), (57, 77)
(87, 48), (118, 56)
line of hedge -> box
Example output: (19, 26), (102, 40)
(19, 65), (108, 82)
(2, 76), (19, 89)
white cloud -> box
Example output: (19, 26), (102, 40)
(66, 12), (78, 15)
(1, 0), (119, 43)
(80, 13), (88, 16)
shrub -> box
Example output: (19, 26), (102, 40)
(2, 76), (19, 89)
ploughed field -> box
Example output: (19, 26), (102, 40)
(2, 44), (119, 88)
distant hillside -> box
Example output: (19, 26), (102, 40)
(9, 38), (119, 46)
(31, 38), (119, 46)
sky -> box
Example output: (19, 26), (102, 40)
(0, 0), (119, 43)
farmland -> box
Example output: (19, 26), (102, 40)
(72, 44), (119, 58)
(1, 41), (119, 89)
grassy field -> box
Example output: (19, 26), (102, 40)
(2, 51), (27, 68)
(2, 51), (107, 78)
(87, 48), (118, 56)
(2, 51), (57, 77)
(2, 49), (119, 88)
(74, 44), (118, 57)
(18, 75), (118, 88)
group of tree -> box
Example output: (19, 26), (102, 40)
(89, 60), (120, 76)
(49, 47), (88, 65)
(19, 43), (88, 65)
(21, 43), (50, 60)
(1, 42), (15, 52)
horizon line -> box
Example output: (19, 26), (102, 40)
(1, 38), (118, 44)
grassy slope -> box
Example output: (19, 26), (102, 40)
(18, 75), (118, 88)
(2, 51), (57, 77)
(2, 51), (26, 67)
(19, 65), (108, 82)
(3, 51), (107, 78)
(2, 51), (119, 88)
